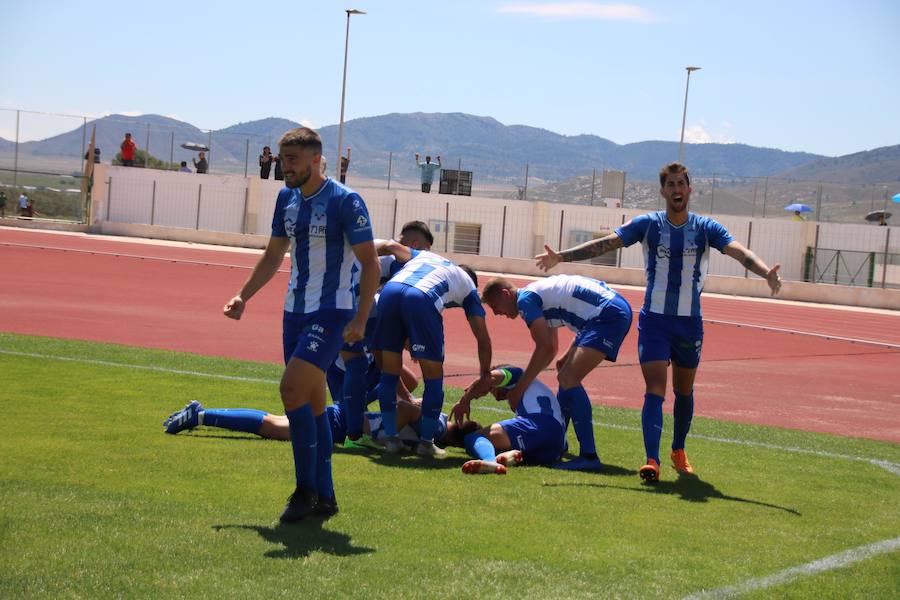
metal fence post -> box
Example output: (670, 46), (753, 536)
(13, 110), (19, 189)
(150, 180), (157, 225)
(882, 227), (891, 289)
(762, 177), (769, 218)
(387, 152), (393, 190)
(710, 174), (716, 214)
(244, 138), (250, 178)
(523, 164), (529, 202)
(196, 184), (202, 229)
(81, 117), (87, 171)
(590, 168), (596, 206)
(744, 220), (753, 278)
(390, 195), (398, 237)
(815, 180), (823, 221)
(106, 177), (113, 221)
(443, 202), (450, 253)
(811, 224), (820, 282)
(170, 131), (175, 166)
(207, 131), (212, 172)
(558, 210), (565, 249)
(752, 180), (758, 217)
(145, 124), (150, 168)
(500, 205), (507, 258)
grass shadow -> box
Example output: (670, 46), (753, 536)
(213, 521), (375, 559)
(544, 472), (800, 516)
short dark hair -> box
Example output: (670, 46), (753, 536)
(400, 220), (434, 246)
(440, 420), (482, 448)
(459, 265), (478, 288)
(480, 276), (515, 303)
(180, 161), (187, 167)
(278, 127), (322, 155)
(659, 162), (690, 187)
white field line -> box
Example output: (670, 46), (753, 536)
(3, 347), (899, 477)
(682, 536), (900, 599)
(705, 318), (900, 350)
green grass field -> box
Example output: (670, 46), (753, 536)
(1, 333), (898, 599)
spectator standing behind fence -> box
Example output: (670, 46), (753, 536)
(259, 146), (274, 179)
(120, 133), (137, 166)
(791, 210), (806, 222)
(274, 154), (284, 181)
(18, 192), (33, 217)
(0, 190), (7, 217)
(415, 153), (441, 193)
(340, 148), (351, 184)
(193, 151), (208, 174)
(178, 161), (192, 173)
(84, 148), (101, 164)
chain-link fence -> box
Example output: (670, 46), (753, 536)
(3, 107), (898, 225)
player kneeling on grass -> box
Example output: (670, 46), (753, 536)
(480, 275), (632, 471)
(448, 365), (567, 475)
(371, 241), (493, 458)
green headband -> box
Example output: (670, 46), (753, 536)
(497, 368), (513, 389)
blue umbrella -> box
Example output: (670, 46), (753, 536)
(784, 203), (812, 212)
(892, 193), (900, 203)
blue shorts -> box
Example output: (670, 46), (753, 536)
(574, 293), (633, 362)
(371, 282), (444, 362)
(499, 413), (566, 466)
(637, 309), (704, 368)
(282, 309), (354, 371)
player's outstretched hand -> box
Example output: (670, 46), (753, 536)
(766, 264), (782, 296)
(449, 399), (471, 424)
(535, 244), (562, 272)
(224, 296), (245, 320)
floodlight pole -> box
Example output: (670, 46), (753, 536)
(336, 9), (365, 179)
(678, 66), (701, 164)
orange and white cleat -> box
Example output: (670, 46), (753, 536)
(639, 458), (660, 482)
(462, 460), (507, 475)
(670, 449), (694, 474)
(495, 449), (523, 468)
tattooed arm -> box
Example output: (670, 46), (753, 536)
(535, 233), (624, 272)
(722, 241), (782, 295)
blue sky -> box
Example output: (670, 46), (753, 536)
(2, 0), (898, 156)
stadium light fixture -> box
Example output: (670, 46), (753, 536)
(678, 66), (701, 164)
(336, 9), (366, 179)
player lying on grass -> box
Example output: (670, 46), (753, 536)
(163, 395), (443, 451)
(449, 365), (567, 475)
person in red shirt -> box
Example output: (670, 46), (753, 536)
(120, 133), (137, 166)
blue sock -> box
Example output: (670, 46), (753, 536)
(641, 393), (665, 463)
(559, 385), (597, 459)
(464, 432), (496, 461)
(378, 373), (400, 437)
(325, 363), (344, 406)
(201, 409), (267, 434)
(285, 404), (317, 492)
(673, 392), (694, 450)
(315, 412), (334, 501)
(418, 378), (444, 443)
(343, 356), (367, 438)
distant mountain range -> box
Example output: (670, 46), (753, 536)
(1, 112), (897, 184)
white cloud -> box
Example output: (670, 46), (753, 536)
(682, 123), (735, 144)
(498, 2), (658, 22)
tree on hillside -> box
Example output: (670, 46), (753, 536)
(113, 149), (179, 170)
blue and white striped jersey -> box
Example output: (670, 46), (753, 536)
(387, 250), (486, 318)
(615, 212), (733, 317)
(516, 275), (619, 331)
(272, 178), (373, 314)
(514, 377), (565, 428)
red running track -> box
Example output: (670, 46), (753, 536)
(2, 227), (899, 443)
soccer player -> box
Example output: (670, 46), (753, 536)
(223, 127), (380, 522)
(536, 162), (782, 481)
(449, 365), (567, 475)
(479, 274), (632, 471)
(371, 243), (493, 457)
(339, 221), (435, 444)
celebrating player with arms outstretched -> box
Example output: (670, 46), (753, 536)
(536, 162), (781, 481)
